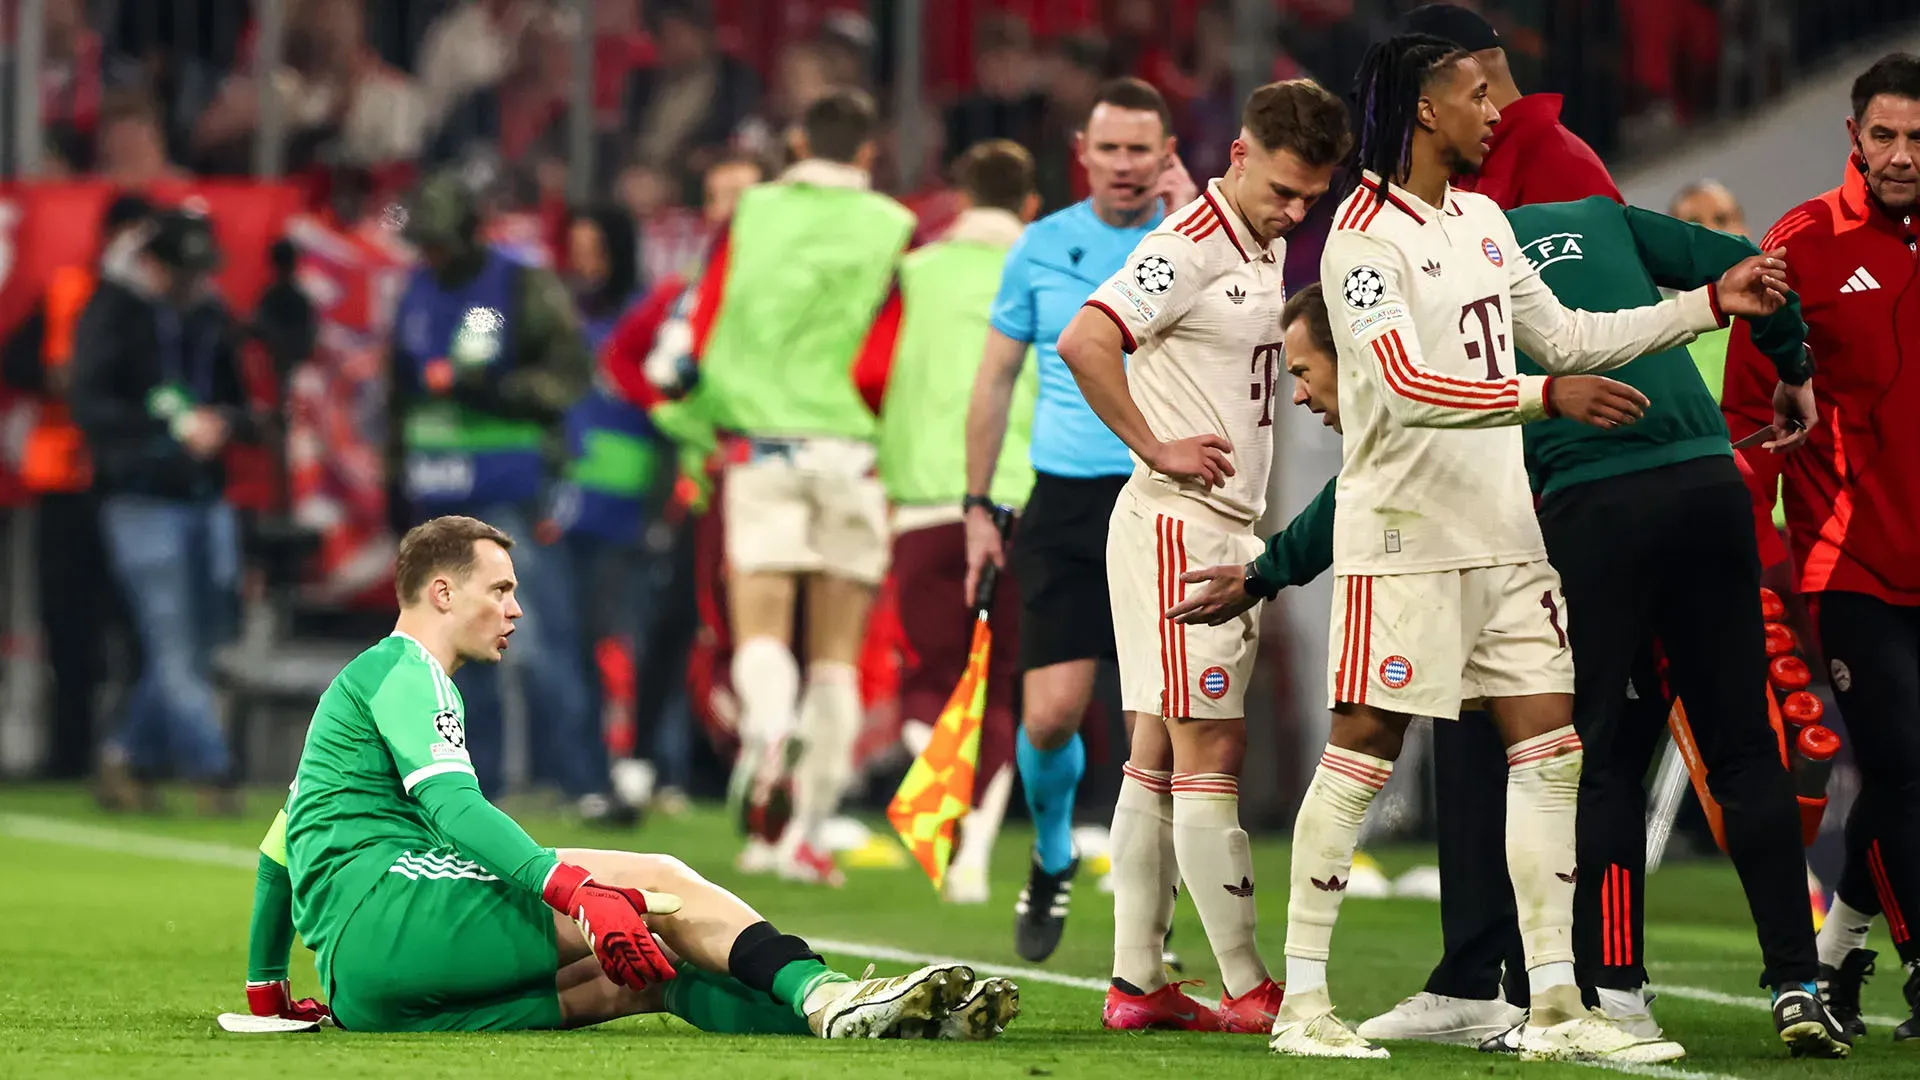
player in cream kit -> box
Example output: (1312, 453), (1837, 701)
(1267, 34), (1792, 1061)
(1056, 80), (1352, 1033)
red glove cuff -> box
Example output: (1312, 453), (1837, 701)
(542, 862), (591, 912)
(1541, 376), (1558, 418)
(246, 980), (292, 1018)
(1708, 282), (1728, 327)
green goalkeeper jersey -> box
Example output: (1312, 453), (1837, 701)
(285, 633), (556, 969)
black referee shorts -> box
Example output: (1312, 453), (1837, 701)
(1010, 471), (1127, 673)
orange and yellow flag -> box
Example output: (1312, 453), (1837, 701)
(887, 616), (992, 889)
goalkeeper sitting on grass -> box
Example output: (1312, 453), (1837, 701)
(241, 513), (1018, 1037)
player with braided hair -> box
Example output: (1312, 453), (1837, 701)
(1263, 33), (1791, 1061)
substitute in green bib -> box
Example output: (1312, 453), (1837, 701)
(243, 514), (1017, 1037)
(645, 89), (915, 881)
(1175, 196), (1844, 1056)
(876, 139), (1041, 905)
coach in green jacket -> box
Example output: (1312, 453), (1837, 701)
(1178, 196), (1835, 1039)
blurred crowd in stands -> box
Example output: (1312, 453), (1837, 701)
(9, 1), (1916, 279)
(0, 0), (1912, 821)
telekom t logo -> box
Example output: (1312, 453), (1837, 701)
(1459, 295), (1508, 380)
(1250, 342), (1283, 427)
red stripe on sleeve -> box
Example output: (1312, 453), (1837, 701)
(1371, 334), (1517, 410)
(1084, 299), (1139, 353)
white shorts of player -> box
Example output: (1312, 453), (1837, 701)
(1326, 560), (1575, 719)
(1107, 482), (1263, 720)
(723, 434), (890, 586)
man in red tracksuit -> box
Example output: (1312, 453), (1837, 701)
(1723, 51), (1920, 1044)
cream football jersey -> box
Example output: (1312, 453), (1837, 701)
(1085, 178), (1288, 524)
(1321, 171), (1722, 574)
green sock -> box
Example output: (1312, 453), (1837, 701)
(664, 966), (813, 1035)
(769, 959), (849, 1021)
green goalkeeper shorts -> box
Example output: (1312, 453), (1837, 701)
(325, 849), (561, 1032)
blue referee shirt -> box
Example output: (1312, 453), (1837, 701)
(990, 199), (1160, 478)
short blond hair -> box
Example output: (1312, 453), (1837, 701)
(395, 516), (514, 605)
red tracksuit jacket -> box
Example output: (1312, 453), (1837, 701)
(1723, 157), (1920, 606)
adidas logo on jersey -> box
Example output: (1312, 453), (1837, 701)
(1841, 266), (1882, 293)
(1226, 285), (1246, 304)
(1421, 259), (1442, 277)
(1224, 877), (1255, 897)
(1312, 875), (1347, 892)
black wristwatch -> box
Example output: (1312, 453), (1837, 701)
(962, 494), (996, 515)
(1243, 560), (1280, 601)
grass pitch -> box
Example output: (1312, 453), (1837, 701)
(1, 784), (1911, 1079)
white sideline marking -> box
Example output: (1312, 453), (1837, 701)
(1653, 981), (1902, 1028)
(4, 810), (1904, 1069)
(2, 813), (260, 869)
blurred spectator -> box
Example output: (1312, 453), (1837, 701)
(1, 194), (152, 784)
(0, 0), (112, 173)
(194, 0), (427, 172)
(69, 209), (260, 815)
(735, 38), (841, 168)
(95, 92), (189, 188)
(624, 0), (762, 179)
(428, 4), (575, 179)
(703, 154), (764, 227)
(1618, 0), (1722, 134)
(1669, 178), (1750, 240)
(1174, 2), (1239, 184)
(415, 0), (541, 132)
(541, 203), (651, 824)
(1033, 33), (1110, 210)
(942, 15), (1048, 170)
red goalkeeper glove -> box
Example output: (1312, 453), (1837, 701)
(246, 980), (333, 1024)
(542, 863), (681, 990)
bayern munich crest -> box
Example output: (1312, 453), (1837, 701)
(1481, 238), (1504, 266)
(1200, 666), (1230, 699)
(1379, 655), (1414, 689)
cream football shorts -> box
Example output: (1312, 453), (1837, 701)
(1326, 559), (1574, 719)
(1108, 484), (1264, 720)
(722, 435), (890, 586)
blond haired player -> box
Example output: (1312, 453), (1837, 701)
(1266, 34), (1790, 1061)
(1055, 80), (1352, 1033)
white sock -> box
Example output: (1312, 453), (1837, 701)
(1284, 746), (1392, 973)
(1817, 897), (1876, 968)
(952, 764), (1014, 876)
(1111, 764), (1177, 991)
(1172, 772), (1269, 998)
(778, 661), (860, 857)
(1286, 956), (1328, 996)
(1505, 726), (1584, 998)
(731, 636), (800, 749)
(1597, 985), (1645, 1017)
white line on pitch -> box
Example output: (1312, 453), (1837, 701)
(4, 812), (1904, 1043)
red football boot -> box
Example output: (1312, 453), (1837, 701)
(1216, 978), (1286, 1033)
(1103, 980), (1227, 1032)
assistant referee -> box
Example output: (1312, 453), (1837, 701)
(963, 77), (1195, 962)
